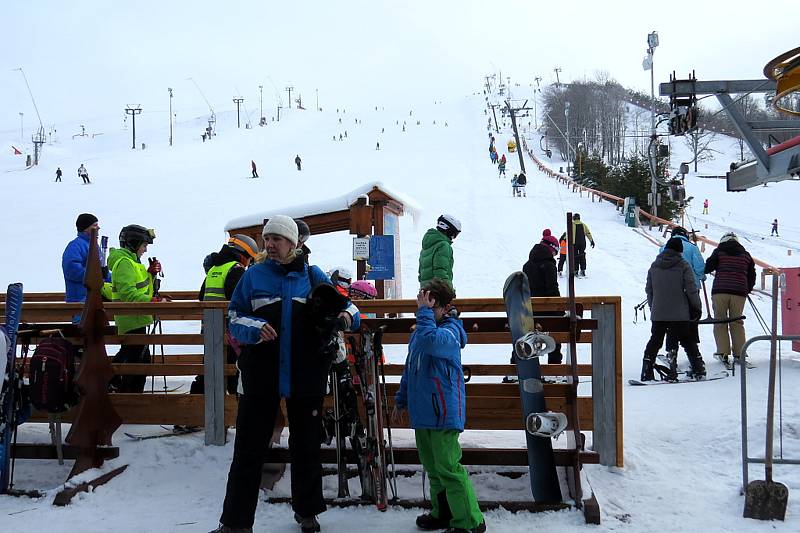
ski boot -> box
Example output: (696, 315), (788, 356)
(526, 411), (568, 438)
(444, 522), (486, 533)
(580, 269), (586, 277)
(514, 331), (556, 360)
(687, 352), (706, 381)
(416, 492), (452, 530)
(665, 349), (678, 381)
(208, 526), (252, 533)
(713, 353), (732, 370)
(640, 355), (656, 381)
(294, 514), (320, 533)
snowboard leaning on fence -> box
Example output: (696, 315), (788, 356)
(503, 272), (562, 502)
(0, 283), (23, 493)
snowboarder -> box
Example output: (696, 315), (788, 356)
(295, 155), (302, 171)
(211, 216), (361, 533)
(557, 232), (568, 275)
(704, 232), (755, 367)
(392, 279), (486, 533)
(62, 213), (111, 308)
(571, 213), (595, 277)
(771, 219), (779, 236)
(641, 237), (706, 381)
(108, 224), (159, 393)
(55, 167), (62, 182)
(251, 160), (258, 178)
(192, 234), (259, 395)
(418, 214), (461, 289)
(77, 164), (90, 184)
(703, 198), (709, 214)
(522, 229), (564, 364)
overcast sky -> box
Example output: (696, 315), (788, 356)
(1, 0), (796, 135)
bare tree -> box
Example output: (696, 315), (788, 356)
(684, 128), (720, 172)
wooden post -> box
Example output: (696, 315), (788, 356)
(590, 302), (618, 467)
(203, 308), (226, 445)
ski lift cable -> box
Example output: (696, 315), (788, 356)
(13, 67), (44, 130)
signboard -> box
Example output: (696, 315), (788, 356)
(366, 235), (395, 280)
(352, 237), (370, 261)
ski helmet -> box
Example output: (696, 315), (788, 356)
(720, 232), (738, 243)
(227, 234), (259, 259)
(436, 214), (462, 239)
(350, 280), (378, 299)
(119, 224), (155, 251)
(329, 266), (353, 288)
(295, 219), (310, 244)
(671, 226), (688, 238)
(572, 213), (581, 221)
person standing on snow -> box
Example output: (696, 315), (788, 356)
(570, 213), (595, 277)
(703, 199), (709, 214)
(295, 155), (302, 171)
(557, 232), (568, 276)
(251, 160), (258, 178)
(392, 279), (486, 533)
(62, 213), (111, 310)
(211, 216), (360, 533)
(641, 237), (706, 381)
(108, 225), (160, 393)
(77, 164), (90, 184)
(704, 232), (755, 367)
(771, 219), (779, 237)
(55, 167), (63, 182)
(522, 229), (564, 364)
(418, 214), (461, 289)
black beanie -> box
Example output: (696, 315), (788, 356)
(665, 237), (683, 253)
(76, 213), (98, 232)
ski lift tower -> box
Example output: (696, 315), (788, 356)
(188, 77), (217, 136)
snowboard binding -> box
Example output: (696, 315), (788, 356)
(514, 331), (556, 360)
(526, 411), (568, 439)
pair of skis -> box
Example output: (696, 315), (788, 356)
(1, 283), (24, 494)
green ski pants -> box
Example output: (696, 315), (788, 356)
(415, 428), (484, 530)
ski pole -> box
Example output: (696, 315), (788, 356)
(701, 280), (713, 320)
(378, 349), (399, 501)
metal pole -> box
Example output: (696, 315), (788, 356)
(765, 273), (780, 482)
(648, 32), (658, 219)
(316, 88), (319, 111)
(233, 98), (244, 128)
(168, 88), (173, 146)
(565, 102), (570, 174)
(19, 112), (23, 145)
(259, 85), (263, 123)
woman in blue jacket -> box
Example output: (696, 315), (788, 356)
(213, 216), (360, 533)
(393, 278), (485, 533)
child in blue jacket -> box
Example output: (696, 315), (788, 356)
(393, 278), (485, 533)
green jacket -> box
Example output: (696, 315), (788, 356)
(418, 228), (454, 286)
(108, 247), (154, 334)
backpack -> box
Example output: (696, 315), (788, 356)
(29, 337), (80, 413)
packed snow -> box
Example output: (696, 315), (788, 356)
(2, 92), (800, 532)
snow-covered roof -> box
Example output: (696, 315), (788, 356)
(224, 181), (422, 231)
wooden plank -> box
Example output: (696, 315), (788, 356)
(109, 364), (237, 376)
(11, 443), (119, 460)
(382, 331), (593, 344)
(362, 316), (598, 333)
(383, 382), (572, 397)
(381, 363), (593, 377)
(204, 308), (227, 445)
(591, 302), (617, 467)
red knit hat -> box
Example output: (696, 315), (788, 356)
(541, 228), (559, 255)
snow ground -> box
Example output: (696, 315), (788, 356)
(2, 92), (800, 532)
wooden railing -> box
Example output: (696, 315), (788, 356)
(2, 294), (624, 467)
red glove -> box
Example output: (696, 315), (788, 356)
(151, 296), (163, 302)
(147, 259), (162, 275)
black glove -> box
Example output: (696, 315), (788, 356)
(590, 241), (596, 249)
(101, 266), (110, 279)
(690, 306), (702, 321)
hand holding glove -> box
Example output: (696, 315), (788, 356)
(147, 258), (162, 276)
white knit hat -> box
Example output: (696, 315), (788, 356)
(262, 215), (299, 246)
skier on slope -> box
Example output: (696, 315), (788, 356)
(641, 237), (706, 381)
(657, 226), (705, 365)
(771, 219), (779, 237)
(418, 214), (461, 289)
(251, 160), (258, 178)
(570, 213), (595, 277)
(77, 164), (90, 184)
(522, 229), (564, 364)
(392, 279), (486, 533)
(295, 155), (302, 171)
(211, 216), (361, 533)
(557, 232), (568, 276)
(55, 167), (62, 182)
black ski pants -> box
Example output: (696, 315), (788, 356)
(665, 321), (699, 352)
(111, 327), (151, 392)
(557, 254), (567, 273)
(220, 392), (325, 528)
(574, 247), (587, 273)
(644, 321), (702, 368)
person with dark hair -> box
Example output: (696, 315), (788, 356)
(771, 219), (779, 237)
(570, 213), (595, 277)
(62, 213), (110, 307)
(55, 167), (62, 182)
(294, 219), (311, 263)
(419, 214), (461, 288)
(77, 163), (90, 184)
(108, 224), (159, 393)
(211, 216), (360, 533)
(704, 232), (756, 367)
(641, 237), (706, 381)
(251, 160), (258, 178)
(393, 278), (486, 533)
(295, 155), (302, 171)
(557, 232), (568, 276)
(522, 229), (564, 364)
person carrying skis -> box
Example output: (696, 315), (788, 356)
(704, 232), (755, 367)
(62, 214), (112, 313)
(771, 219), (779, 237)
(570, 213), (595, 277)
(55, 167), (62, 182)
(641, 237), (706, 381)
(251, 160), (258, 178)
(191, 234), (259, 395)
(418, 214), (461, 289)
(77, 164), (90, 184)
(557, 232), (568, 276)
(393, 278), (486, 533)
(522, 229), (564, 364)
(212, 216), (360, 533)
(658, 226), (705, 364)
(295, 155), (302, 171)
(108, 225), (159, 393)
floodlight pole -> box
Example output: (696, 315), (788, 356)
(647, 30), (659, 218)
(125, 105), (142, 149)
(533, 76), (542, 129)
(168, 88), (173, 146)
(19, 112), (23, 145)
(286, 86), (294, 109)
(259, 85), (264, 124)
(233, 97), (244, 128)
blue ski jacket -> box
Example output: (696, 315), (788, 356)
(62, 232), (110, 303)
(395, 306), (468, 431)
(658, 234), (705, 287)
(228, 257), (360, 398)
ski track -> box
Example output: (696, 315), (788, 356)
(2, 91), (800, 531)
